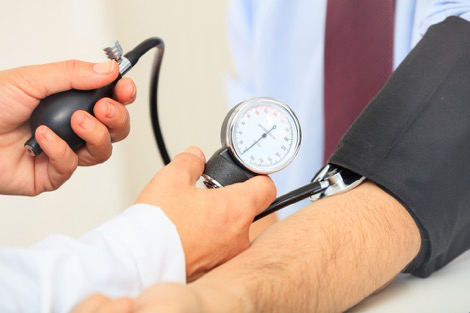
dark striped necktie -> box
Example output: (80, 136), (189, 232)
(323, 0), (395, 162)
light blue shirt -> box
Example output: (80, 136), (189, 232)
(226, 0), (470, 218)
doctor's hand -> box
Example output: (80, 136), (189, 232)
(136, 146), (276, 281)
(0, 60), (136, 196)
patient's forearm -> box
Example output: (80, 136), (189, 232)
(249, 213), (277, 241)
(190, 181), (421, 312)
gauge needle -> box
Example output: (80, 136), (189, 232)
(258, 123), (276, 139)
(258, 123), (269, 133)
(241, 125), (277, 155)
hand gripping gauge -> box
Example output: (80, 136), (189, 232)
(201, 98), (365, 221)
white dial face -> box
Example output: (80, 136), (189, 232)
(229, 99), (300, 174)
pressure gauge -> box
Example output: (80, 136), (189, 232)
(224, 97), (301, 173)
(203, 98), (302, 188)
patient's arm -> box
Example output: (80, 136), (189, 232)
(249, 212), (277, 241)
(134, 181), (421, 313)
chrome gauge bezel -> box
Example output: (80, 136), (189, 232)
(223, 97), (302, 174)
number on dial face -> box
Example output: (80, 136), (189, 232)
(231, 103), (299, 174)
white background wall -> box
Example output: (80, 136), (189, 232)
(0, 0), (230, 246)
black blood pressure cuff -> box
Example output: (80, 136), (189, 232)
(328, 16), (470, 277)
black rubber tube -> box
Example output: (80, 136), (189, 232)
(126, 38), (171, 165)
(142, 37), (322, 220)
(253, 181), (326, 221)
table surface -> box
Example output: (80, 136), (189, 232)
(350, 250), (470, 312)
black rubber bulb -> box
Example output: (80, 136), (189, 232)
(24, 79), (118, 156)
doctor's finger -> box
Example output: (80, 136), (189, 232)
(168, 146), (206, 185)
(12, 60), (119, 100)
(94, 297), (133, 313)
(70, 294), (132, 313)
(35, 125), (78, 188)
(225, 175), (277, 215)
(70, 294), (110, 313)
(113, 77), (137, 105)
(71, 110), (112, 166)
(94, 98), (131, 142)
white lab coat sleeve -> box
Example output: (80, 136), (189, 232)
(0, 204), (186, 313)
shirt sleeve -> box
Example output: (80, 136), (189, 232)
(416, 0), (470, 40)
(0, 204), (185, 313)
(225, 0), (257, 105)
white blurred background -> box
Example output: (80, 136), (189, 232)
(0, 0), (231, 246)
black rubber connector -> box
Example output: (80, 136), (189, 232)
(203, 147), (256, 187)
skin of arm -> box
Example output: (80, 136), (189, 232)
(133, 180), (421, 313)
(249, 212), (277, 241)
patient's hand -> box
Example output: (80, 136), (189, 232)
(136, 146), (276, 281)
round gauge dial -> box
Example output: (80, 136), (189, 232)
(226, 98), (301, 174)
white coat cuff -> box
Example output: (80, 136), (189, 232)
(82, 204), (186, 287)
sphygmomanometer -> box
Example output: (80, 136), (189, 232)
(25, 16), (470, 277)
(24, 37), (364, 222)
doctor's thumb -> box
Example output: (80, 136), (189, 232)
(8, 59), (119, 100)
(226, 175), (277, 216)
